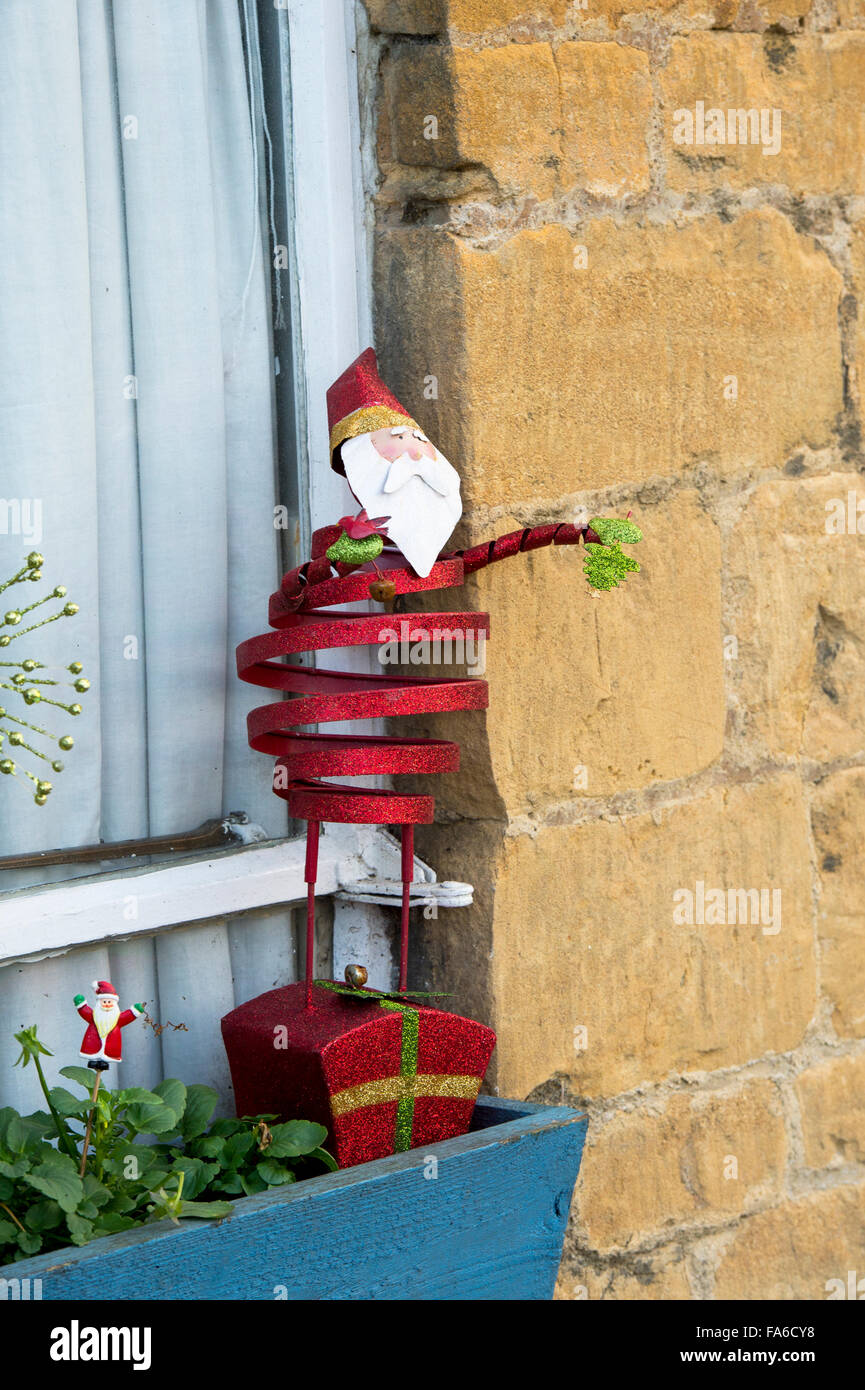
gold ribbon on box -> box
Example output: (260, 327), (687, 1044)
(314, 981), (479, 1152)
(330, 1072), (481, 1116)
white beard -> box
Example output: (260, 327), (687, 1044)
(341, 433), (462, 578)
(94, 1001), (120, 1038)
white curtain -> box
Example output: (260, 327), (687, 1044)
(0, 0), (296, 1111)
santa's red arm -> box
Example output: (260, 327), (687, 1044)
(117, 1006), (145, 1029)
(278, 522), (596, 608)
(443, 522), (596, 574)
(77, 1002), (94, 1024)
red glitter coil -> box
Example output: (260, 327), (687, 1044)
(236, 535), (490, 824)
(233, 519), (592, 1006)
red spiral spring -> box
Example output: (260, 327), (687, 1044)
(236, 521), (588, 996)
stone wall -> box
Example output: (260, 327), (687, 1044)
(362, 0), (865, 1299)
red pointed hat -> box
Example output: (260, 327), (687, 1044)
(93, 980), (118, 999)
(326, 347), (419, 475)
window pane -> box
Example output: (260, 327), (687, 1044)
(0, 0), (315, 1109)
(0, 0), (295, 884)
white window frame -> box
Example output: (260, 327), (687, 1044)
(0, 0), (458, 983)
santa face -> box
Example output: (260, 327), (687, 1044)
(340, 426), (462, 579)
(94, 996), (120, 1038)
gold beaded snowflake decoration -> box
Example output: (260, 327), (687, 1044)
(0, 552), (88, 806)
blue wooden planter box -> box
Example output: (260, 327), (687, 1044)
(8, 1097), (586, 1300)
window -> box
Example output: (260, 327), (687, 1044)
(0, 0), (390, 1108)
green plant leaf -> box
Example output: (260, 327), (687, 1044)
(237, 1170), (267, 1196)
(101, 1142), (158, 1183)
(117, 1088), (163, 1106)
(59, 1066), (102, 1091)
(211, 1171), (244, 1195)
(24, 1199), (63, 1233)
(104, 1191), (137, 1216)
(153, 1078), (186, 1122)
(94, 1091), (112, 1123)
(180, 1085), (219, 1141)
(24, 1154), (84, 1213)
(93, 1211), (137, 1236)
(16, 1229), (42, 1255)
(20, 1106), (55, 1128)
(0, 1157), (30, 1181)
(135, 1166), (171, 1192)
(257, 1160), (297, 1187)
(170, 1156), (219, 1200)
(82, 1174), (111, 1209)
(177, 1199), (233, 1220)
(124, 1102), (180, 1135)
(204, 1117), (243, 1139)
(267, 1120), (328, 1158)
(0, 1218), (18, 1244)
(189, 1134), (225, 1161)
(308, 1146), (339, 1173)
(48, 1087), (92, 1118)
(221, 1131), (255, 1169)
(0, 1109), (29, 1154)
(66, 1211), (94, 1246)
(18, 1111), (56, 1140)
(19, 1114), (64, 1152)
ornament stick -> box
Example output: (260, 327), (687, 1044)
(399, 824), (414, 992)
(79, 1064), (106, 1176)
(304, 820), (321, 1009)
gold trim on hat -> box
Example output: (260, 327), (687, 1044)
(329, 1072), (481, 1116)
(329, 405), (420, 462)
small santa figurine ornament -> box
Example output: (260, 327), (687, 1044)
(74, 982), (146, 1175)
(74, 981), (146, 1071)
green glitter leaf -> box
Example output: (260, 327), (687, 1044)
(583, 542), (641, 592)
(588, 517), (643, 546)
(325, 531), (384, 566)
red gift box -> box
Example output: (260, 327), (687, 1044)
(221, 981), (496, 1169)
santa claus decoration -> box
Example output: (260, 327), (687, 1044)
(325, 350), (463, 580)
(224, 348), (642, 1169)
(74, 981), (145, 1067)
